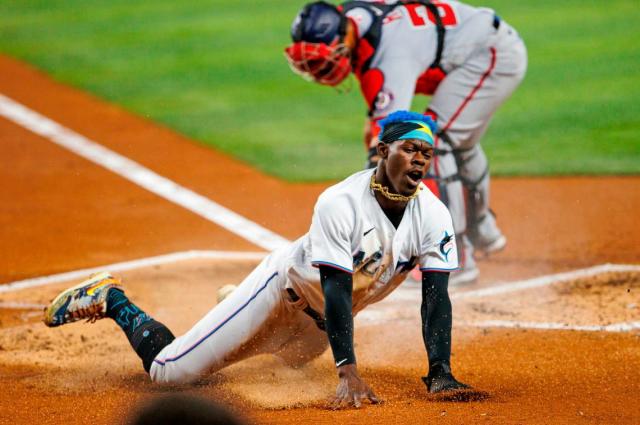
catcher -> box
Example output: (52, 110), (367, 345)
(44, 111), (471, 409)
(285, 0), (528, 285)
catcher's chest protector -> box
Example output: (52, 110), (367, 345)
(340, 0), (445, 74)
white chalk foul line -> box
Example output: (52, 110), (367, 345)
(358, 263), (640, 332)
(358, 314), (640, 334)
(452, 263), (640, 300)
(0, 250), (266, 294)
(357, 314), (640, 333)
(459, 320), (640, 333)
(386, 263), (640, 303)
(0, 94), (289, 251)
(4, 254), (640, 332)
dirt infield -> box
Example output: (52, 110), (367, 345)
(1, 55), (639, 424)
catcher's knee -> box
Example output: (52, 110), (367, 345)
(454, 145), (488, 184)
(424, 147), (460, 207)
(448, 143), (491, 219)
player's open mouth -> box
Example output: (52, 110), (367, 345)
(406, 170), (423, 187)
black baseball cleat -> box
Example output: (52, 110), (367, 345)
(422, 362), (489, 402)
(423, 362), (470, 393)
(423, 372), (471, 393)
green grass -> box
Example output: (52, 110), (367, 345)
(1, 0), (639, 180)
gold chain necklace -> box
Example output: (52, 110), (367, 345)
(370, 173), (421, 203)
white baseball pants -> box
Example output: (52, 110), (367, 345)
(149, 250), (328, 384)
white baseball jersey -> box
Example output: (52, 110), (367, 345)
(150, 169), (457, 384)
(286, 169), (458, 314)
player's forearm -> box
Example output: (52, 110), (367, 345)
(421, 271), (453, 366)
(320, 265), (356, 367)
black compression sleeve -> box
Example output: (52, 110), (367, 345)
(319, 265), (355, 367)
(421, 271), (453, 366)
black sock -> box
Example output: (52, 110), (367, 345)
(106, 289), (175, 373)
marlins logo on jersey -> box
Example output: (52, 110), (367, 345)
(288, 169), (458, 313)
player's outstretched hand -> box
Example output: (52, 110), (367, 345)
(329, 364), (381, 410)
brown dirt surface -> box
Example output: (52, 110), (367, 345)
(1, 54), (640, 424)
(456, 271), (640, 326)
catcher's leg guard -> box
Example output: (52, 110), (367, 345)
(423, 146), (477, 275)
(424, 147), (465, 236)
(454, 144), (505, 255)
(449, 234), (478, 286)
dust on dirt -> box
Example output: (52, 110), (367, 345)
(2, 54), (640, 424)
(458, 271), (640, 326)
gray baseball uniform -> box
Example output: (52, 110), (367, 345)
(346, 0), (527, 273)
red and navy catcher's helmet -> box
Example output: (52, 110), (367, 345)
(284, 1), (352, 87)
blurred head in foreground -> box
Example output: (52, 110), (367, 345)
(127, 393), (247, 425)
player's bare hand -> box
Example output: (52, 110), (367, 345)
(329, 364), (380, 410)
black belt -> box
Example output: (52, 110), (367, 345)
(286, 288), (326, 331)
(493, 14), (501, 30)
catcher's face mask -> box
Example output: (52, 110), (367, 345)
(284, 1), (352, 87)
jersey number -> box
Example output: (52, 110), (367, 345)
(405, 1), (458, 28)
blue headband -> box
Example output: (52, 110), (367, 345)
(378, 111), (437, 146)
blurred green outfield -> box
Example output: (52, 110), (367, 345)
(1, 0), (638, 181)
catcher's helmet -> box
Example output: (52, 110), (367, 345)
(285, 1), (352, 87)
(291, 1), (346, 44)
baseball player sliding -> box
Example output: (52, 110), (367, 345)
(44, 112), (471, 408)
(285, 0), (528, 285)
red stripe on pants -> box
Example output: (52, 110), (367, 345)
(441, 47), (497, 134)
(431, 47), (498, 268)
